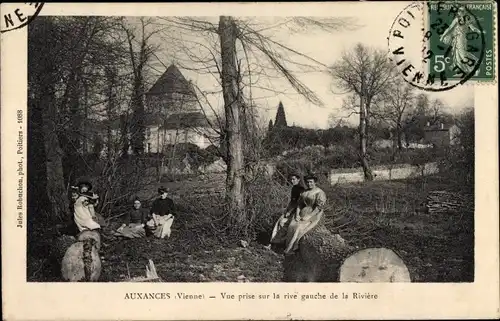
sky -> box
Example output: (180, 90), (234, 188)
(142, 3), (474, 129)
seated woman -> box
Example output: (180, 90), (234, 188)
(283, 174), (327, 255)
(73, 191), (101, 233)
(269, 173), (305, 247)
(146, 187), (175, 239)
(114, 198), (148, 239)
(74, 180), (104, 226)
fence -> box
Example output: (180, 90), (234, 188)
(329, 162), (439, 185)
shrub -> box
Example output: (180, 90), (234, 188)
(439, 108), (474, 187)
(176, 174), (289, 244)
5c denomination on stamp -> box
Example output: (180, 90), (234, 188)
(388, 1), (488, 92)
(427, 1), (495, 82)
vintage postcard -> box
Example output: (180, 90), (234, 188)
(1, 1), (499, 320)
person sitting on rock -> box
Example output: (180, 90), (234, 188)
(73, 180), (103, 225)
(73, 191), (101, 233)
(146, 187), (175, 239)
(114, 198), (149, 239)
(283, 173), (326, 255)
(268, 173), (305, 249)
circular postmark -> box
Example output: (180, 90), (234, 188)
(387, 1), (486, 92)
(1, 3), (45, 34)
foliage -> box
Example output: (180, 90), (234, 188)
(330, 43), (396, 180)
(439, 108), (474, 187)
(263, 125), (358, 157)
(273, 145), (443, 184)
(273, 101), (288, 128)
(177, 174), (289, 243)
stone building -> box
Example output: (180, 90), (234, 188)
(423, 122), (460, 147)
(143, 64), (219, 153)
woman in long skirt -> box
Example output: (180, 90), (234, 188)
(114, 198), (149, 239)
(283, 174), (327, 255)
(269, 173), (305, 246)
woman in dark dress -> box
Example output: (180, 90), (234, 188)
(114, 198), (149, 239)
(269, 173), (306, 246)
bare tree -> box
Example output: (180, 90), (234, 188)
(122, 18), (163, 155)
(377, 81), (416, 150)
(150, 16), (357, 230)
(330, 43), (395, 180)
(218, 16), (246, 214)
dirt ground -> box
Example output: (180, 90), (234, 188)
(27, 174), (473, 283)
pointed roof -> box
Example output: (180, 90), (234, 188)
(147, 64), (197, 96)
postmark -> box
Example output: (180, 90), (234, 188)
(388, 1), (486, 92)
(427, 1), (495, 82)
(1, 3), (45, 33)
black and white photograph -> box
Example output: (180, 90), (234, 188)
(1, 2), (498, 320)
(24, 13), (477, 284)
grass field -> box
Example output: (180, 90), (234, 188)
(27, 173), (473, 283)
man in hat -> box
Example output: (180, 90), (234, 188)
(146, 186), (175, 239)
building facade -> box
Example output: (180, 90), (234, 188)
(144, 64), (219, 153)
(423, 122), (460, 147)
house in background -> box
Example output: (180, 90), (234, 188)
(423, 122), (460, 147)
(144, 64), (219, 153)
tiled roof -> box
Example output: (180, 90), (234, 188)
(146, 64), (197, 97)
(161, 112), (210, 129)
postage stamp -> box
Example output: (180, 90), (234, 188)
(426, 1), (496, 82)
(387, 1), (495, 91)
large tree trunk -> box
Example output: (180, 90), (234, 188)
(130, 78), (145, 155)
(41, 78), (70, 221)
(359, 95), (373, 181)
(219, 16), (245, 215)
(396, 125), (403, 150)
(105, 67), (116, 161)
(27, 96), (50, 223)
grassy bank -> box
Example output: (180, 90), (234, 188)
(27, 174), (473, 283)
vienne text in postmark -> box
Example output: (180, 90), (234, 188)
(427, 1), (495, 82)
(1, 3), (45, 33)
(387, 1), (488, 91)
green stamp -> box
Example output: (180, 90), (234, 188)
(427, 1), (495, 82)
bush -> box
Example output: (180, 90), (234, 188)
(176, 175), (289, 244)
(439, 109), (474, 187)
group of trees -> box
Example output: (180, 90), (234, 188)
(263, 86), (454, 162)
(29, 16), (356, 234)
(28, 17), (164, 222)
(330, 43), (458, 180)
(28, 15), (471, 238)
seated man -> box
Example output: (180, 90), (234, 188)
(114, 198), (148, 239)
(146, 187), (175, 239)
